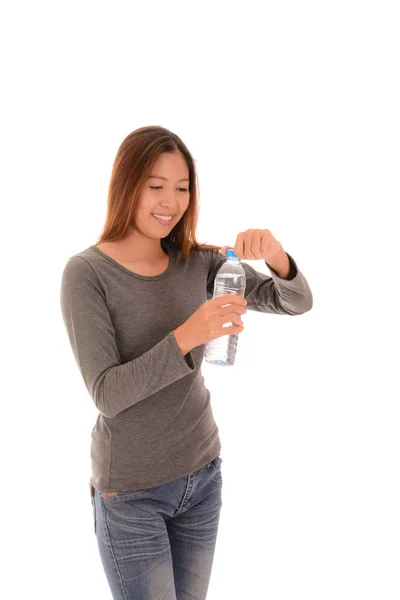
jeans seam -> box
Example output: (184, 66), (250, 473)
(91, 495), (96, 535)
(101, 497), (129, 600)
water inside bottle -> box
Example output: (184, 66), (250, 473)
(205, 267), (246, 366)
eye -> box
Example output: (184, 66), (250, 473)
(149, 186), (188, 192)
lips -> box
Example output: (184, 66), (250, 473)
(152, 214), (174, 226)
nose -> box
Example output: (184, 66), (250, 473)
(160, 195), (180, 213)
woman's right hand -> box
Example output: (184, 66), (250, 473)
(173, 294), (247, 355)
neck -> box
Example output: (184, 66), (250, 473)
(111, 231), (168, 262)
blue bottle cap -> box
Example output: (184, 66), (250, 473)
(226, 249), (239, 259)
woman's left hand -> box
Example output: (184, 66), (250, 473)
(220, 229), (283, 261)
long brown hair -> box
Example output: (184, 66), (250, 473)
(95, 126), (222, 263)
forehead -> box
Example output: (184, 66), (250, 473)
(151, 152), (189, 177)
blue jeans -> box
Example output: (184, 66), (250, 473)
(90, 455), (223, 600)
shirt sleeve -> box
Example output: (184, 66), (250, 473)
(207, 250), (313, 315)
(60, 256), (195, 419)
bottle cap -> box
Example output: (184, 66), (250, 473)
(226, 249), (239, 259)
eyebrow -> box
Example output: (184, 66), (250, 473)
(148, 175), (189, 182)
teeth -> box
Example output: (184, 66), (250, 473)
(153, 214), (172, 220)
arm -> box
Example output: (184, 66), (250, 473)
(207, 250), (313, 315)
(264, 248), (292, 279)
(60, 257), (195, 419)
(173, 329), (192, 357)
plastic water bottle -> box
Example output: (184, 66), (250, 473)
(205, 249), (246, 366)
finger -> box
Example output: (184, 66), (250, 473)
(234, 233), (245, 258)
(254, 229), (263, 258)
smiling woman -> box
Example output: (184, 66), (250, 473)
(94, 126), (222, 265)
(60, 124), (313, 600)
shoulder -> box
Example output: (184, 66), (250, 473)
(173, 240), (222, 266)
(61, 247), (102, 293)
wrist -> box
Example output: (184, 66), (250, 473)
(173, 327), (191, 357)
(265, 246), (291, 279)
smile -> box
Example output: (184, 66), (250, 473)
(152, 214), (174, 225)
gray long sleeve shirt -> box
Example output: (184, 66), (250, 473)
(60, 238), (313, 493)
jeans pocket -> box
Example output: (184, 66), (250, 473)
(100, 488), (151, 502)
(212, 456), (223, 481)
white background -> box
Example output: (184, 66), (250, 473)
(1, 1), (399, 598)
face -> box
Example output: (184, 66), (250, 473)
(132, 151), (190, 238)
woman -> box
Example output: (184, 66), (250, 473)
(60, 125), (313, 599)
